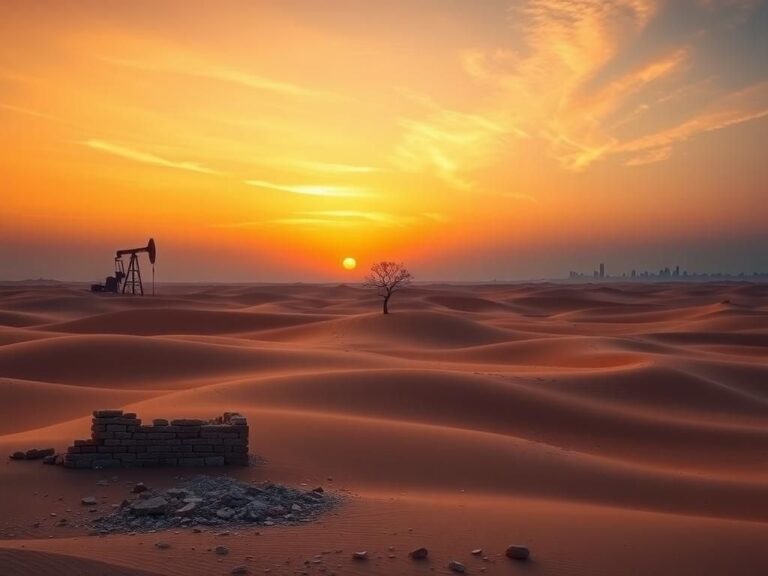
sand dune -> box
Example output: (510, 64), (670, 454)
(1, 282), (768, 575)
(254, 310), (512, 348)
(0, 334), (383, 388)
(0, 378), (151, 434)
(43, 308), (336, 335)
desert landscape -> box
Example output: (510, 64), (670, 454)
(1, 281), (767, 575)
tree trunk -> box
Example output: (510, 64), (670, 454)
(383, 295), (390, 314)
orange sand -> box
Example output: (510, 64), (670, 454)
(1, 281), (767, 575)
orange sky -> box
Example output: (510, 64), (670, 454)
(1, 0), (767, 281)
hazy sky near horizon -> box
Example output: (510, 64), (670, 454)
(1, 0), (767, 282)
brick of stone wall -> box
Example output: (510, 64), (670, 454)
(63, 411), (249, 469)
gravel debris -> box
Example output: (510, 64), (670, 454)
(90, 475), (337, 534)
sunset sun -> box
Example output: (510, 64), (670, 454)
(342, 257), (357, 271)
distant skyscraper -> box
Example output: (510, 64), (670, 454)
(599, 263), (605, 279)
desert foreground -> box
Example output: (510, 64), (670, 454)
(0, 281), (767, 575)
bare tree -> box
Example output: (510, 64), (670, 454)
(364, 261), (413, 314)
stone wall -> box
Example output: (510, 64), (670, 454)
(64, 410), (249, 469)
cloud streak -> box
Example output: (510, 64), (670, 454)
(392, 99), (510, 189)
(82, 140), (222, 175)
(0, 103), (59, 122)
(446, 0), (767, 172)
(243, 179), (371, 197)
(102, 55), (341, 101)
(266, 159), (379, 175)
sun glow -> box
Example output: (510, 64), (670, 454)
(342, 257), (357, 271)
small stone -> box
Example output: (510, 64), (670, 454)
(131, 497), (168, 516)
(166, 488), (189, 498)
(175, 502), (197, 516)
(132, 482), (148, 494)
(312, 487), (324, 494)
(155, 541), (171, 549)
(25, 448), (55, 460)
(505, 545), (530, 560)
(81, 496), (97, 506)
(216, 508), (235, 520)
(409, 547), (429, 560)
(10, 451), (25, 460)
(352, 551), (368, 560)
(448, 560), (466, 573)
(215, 545), (229, 555)
(471, 549), (483, 555)
(231, 566), (250, 575)
(291, 504), (302, 512)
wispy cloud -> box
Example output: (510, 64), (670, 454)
(82, 140), (222, 175)
(392, 99), (510, 190)
(243, 179), (371, 197)
(217, 210), (446, 229)
(266, 158), (379, 175)
(0, 103), (58, 121)
(617, 81), (768, 165)
(102, 55), (341, 101)
(447, 0), (768, 172)
(302, 210), (411, 226)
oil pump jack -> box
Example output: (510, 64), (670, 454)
(91, 238), (156, 295)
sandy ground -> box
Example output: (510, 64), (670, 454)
(0, 281), (767, 575)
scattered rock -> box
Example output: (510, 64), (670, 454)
(132, 482), (148, 494)
(81, 496), (97, 506)
(448, 560), (466, 573)
(215, 545), (229, 555)
(216, 508), (235, 520)
(471, 549), (483, 555)
(154, 541), (171, 549)
(90, 475), (338, 534)
(409, 547), (429, 560)
(11, 448), (56, 460)
(231, 565), (250, 575)
(42, 454), (60, 465)
(175, 502), (197, 516)
(506, 545), (530, 560)
(352, 551), (368, 560)
(130, 497), (168, 516)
